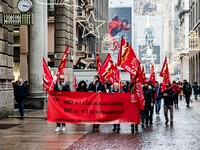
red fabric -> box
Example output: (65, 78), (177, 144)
(149, 65), (156, 86)
(56, 45), (69, 78)
(135, 83), (145, 110)
(99, 54), (115, 84)
(47, 91), (141, 124)
(172, 84), (181, 94)
(96, 49), (102, 72)
(117, 37), (140, 77)
(160, 57), (167, 77)
(43, 58), (54, 92)
(161, 64), (171, 91)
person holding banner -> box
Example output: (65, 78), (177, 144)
(76, 80), (88, 92)
(112, 82), (121, 133)
(54, 75), (70, 132)
(88, 75), (106, 132)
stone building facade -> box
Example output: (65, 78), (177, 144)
(189, 0), (200, 83)
(0, 0), (14, 118)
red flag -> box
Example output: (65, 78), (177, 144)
(113, 64), (120, 83)
(161, 64), (171, 91)
(149, 65), (156, 86)
(56, 45), (69, 78)
(160, 57), (167, 77)
(135, 83), (145, 110)
(43, 58), (54, 92)
(96, 49), (102, 73)
(141, 65), (146, 83)
(118, 37), (140, 77)
(99, 54), (114, 84)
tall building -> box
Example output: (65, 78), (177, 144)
(189, 0), (200, 83)
(0, 0), (14, 118)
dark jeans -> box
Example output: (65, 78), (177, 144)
(155, 99), (161, 114)
(113, 124), (120, 130)
(93, 124), (99, 130)
(185, 94), (190, 105)
(174, 94), (179, 106)
(57, 123), (65, 127)
(17, 99), (24, 117)
(150, 104), (154, 124)
(194, 92), (198, 100)
(164, 105), (173, 123)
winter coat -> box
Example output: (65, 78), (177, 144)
(143, 86), (153, 110)
(183, 82), (192, 95)
(54, 82), (70, 91)
(88, 82), (106, 92)
(163, 89), (175, 105)
(14, 83), (28, 100)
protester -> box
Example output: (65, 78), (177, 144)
(148, 80), (156, 125)
(183, 79), (192, 107)
(130, 83), (139, 133)
(142, 80), (153, 127)
(155, 82), (162, 115)
(14, 78), (28, 120)
(192, 82), (199, 100)
(88, 75), (106, 132)
(178, 81), (183, 100)
(112, 83), (121, 133)
(54, 75), (70, 132)
(76, 80), (88, 92)
(171, 81), (181, 108)
(163, 83), (175, 126)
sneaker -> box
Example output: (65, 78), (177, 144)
(61, 126), (66, 131)
(55, 127), (60, 132)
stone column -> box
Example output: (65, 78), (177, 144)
(27, 0), (47, 109)
(54, 0), (74, 90)
(43, 2), (48, 60)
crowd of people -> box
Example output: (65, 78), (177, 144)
(13, 76), (200, 133)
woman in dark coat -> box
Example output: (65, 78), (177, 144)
(76, 80), (88, 92)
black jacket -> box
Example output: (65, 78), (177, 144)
(88, 82), (106, 92)
(143, 86), (153, 110)
(54, 82), (70, 91)
(183, 82), (192, 95)
(163, 89), (175, 105)
(14, 83), (28, 100)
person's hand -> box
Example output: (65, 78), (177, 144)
(163, 93), (167, 96)
(151, 103), (154, 107)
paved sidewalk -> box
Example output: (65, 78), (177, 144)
(0, 96), (200, 150)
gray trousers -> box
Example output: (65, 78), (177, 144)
(164, 105), (173, 123)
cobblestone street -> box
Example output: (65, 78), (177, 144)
(1, 97), (200, 150)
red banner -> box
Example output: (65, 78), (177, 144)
(47, 91), (141, 124)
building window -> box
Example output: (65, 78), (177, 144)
(48, 0), (54, 17)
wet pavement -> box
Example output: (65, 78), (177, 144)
(1, 96), (200, 150)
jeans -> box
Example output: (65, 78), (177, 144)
(17, 99), (24, 117)
(185, 94), (190, 105)
(164, 105), (173, 123)
(57, 123), (65, 127)
(113, 124), (120, 130)
(155, 99), (161, 114)
(174, 94), (179, 106)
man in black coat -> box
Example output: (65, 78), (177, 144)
(142, 80), (154, 127)
(163, 84), (175, 126)
(14, 78), (28, 120)
(88, 75), (106, 132)
(183, 79), (192, 107)
(54, 75), (70, 132)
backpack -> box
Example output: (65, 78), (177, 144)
(185, 84), (191, 93)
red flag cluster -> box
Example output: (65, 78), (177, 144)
(43, 45), (69, 92)
(159, 57), (171, 91)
